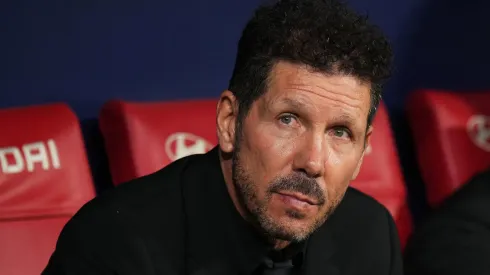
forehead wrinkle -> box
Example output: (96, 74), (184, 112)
(312, 82), (365, 102)
(285, 85), (363, 111)
(272, 96), (312, 110)
(283, 68), (369, 103)
(268, 62), (370, 119)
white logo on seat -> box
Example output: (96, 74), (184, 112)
(165, 132), (213, 161)
(467, 115), (490, 152)
(0, 139), (61, 174)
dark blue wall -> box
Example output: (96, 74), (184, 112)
(2, 0), (490, 222)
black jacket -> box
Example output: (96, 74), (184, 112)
(404, 168), (490, 275)
(43, 148), (403, 275)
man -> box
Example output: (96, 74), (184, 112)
(44, 0), (401, 274)
(404, 167), (490, 275)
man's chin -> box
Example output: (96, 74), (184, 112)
(258, 215), (315, 242)
(264, 227), (310, 242)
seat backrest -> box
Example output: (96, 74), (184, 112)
(99, 99), (217, 185)
(350, 102), (412, 249)
(406, 90), (490, 207)
(0, 103), (95, 275)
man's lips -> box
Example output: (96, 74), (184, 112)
(275, 191), (320, 205)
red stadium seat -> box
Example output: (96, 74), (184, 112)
(0, 103), (95, 275)
(99, 99), (217, 185)
(350, 103), (412, 249)
(407, 90), (490, 207)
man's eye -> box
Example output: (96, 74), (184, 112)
(332, 127), (351, 139)
(279, 114), (296, 125)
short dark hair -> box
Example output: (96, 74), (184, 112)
(228, 0), (393, 126)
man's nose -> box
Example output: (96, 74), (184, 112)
(293, 133), (325, 178)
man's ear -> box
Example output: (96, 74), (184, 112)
(351, 125), (373, 181)
(216, 90), (238, 153)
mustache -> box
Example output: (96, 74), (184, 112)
(268, 173), (326, 205)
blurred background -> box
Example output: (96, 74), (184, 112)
(1, 0), (490, 273)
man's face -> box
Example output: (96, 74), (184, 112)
(221, 61), (372, 242)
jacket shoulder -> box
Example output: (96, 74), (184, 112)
(322, 187), (402, 273)
(321, 187), (397, 244)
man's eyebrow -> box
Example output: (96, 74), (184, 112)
(272, 97), (310, 111)
(332, 114), (365, 135)
(332, 113), (356, 126)
(276, 98), (357, 123)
